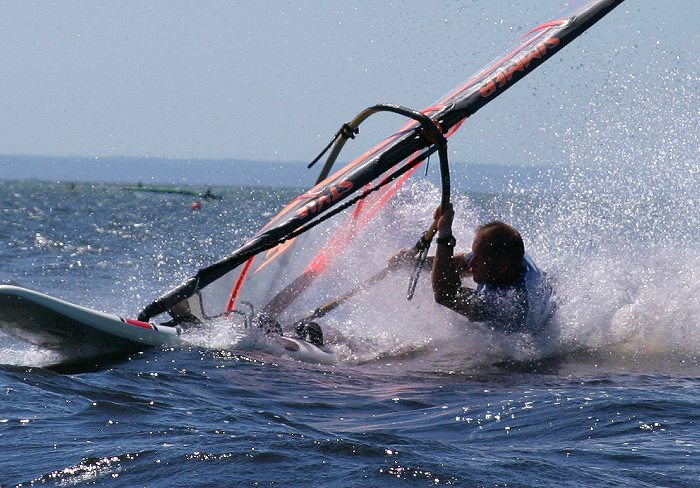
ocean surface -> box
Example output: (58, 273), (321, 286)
(1, 153), (698, 488)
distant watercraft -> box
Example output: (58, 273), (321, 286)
(124, 185), (221, 199)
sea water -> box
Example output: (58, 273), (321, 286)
(1, 70), (698, 486)
(0, 160), (697, 487)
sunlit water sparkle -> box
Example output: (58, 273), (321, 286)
(1, 66), (699, 485)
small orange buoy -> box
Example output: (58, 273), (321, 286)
(191, 201), (202, 210)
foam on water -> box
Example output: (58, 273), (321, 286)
(1, 63), (697, 372)
(255, 63), (700, 370)
(539, 65), (699, 365)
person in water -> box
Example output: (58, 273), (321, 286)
(430, 203), (553, 333)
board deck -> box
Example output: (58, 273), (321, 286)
(0, 285), (335, 364)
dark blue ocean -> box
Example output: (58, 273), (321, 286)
(1, 147), (698, 488)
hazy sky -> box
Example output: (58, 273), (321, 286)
(1, 1), (698, 166)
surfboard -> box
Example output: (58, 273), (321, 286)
(0, 285), (335, 364)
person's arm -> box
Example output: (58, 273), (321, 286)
(431, 203), (462, 307)
(430, 205), (487, 320)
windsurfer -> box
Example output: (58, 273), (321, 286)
(392, 204), (553, 333)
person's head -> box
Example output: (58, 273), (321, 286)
(468, 221), (525, 285)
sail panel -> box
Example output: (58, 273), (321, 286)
(139, 0), (624, 322)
